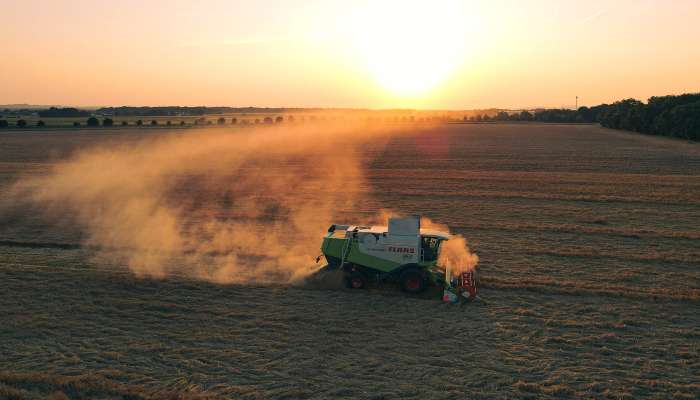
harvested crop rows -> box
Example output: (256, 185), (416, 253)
(1, 124), (699, 399)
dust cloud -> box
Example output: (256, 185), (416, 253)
(437, 236), (479, 274)
(5, 121), (477, 284)
(421, 217), (479, 274)
(6, 122), (401, 284)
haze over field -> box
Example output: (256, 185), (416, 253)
(1, 1), (699, 399)
(2, 122), (478, 284)
(2, 0), (700, 109)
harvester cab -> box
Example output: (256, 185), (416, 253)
(320, 216), (476, 299)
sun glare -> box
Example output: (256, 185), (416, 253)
(341, 0), (473, 96)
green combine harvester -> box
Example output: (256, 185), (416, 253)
(319, 216), (475, 298)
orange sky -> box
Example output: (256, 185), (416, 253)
(1, 0), (699, 109)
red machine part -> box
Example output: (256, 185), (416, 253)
(459, 271), (477, 299)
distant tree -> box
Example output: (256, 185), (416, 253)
(576, 106), (594, 122)
(475, 114), (483, 122)
(102, 118), (114, 127)
(231, 117), (237, 124)
(287, 115), (295, 123)
(482, 115), (491, 121)
(653, 101), (700, 140)
(598, 99), (643, 130)
(534, 109), (578, 123)
(264, 117), (274, 124)
(646, 94), (700, 135)
(86, 117), (99, 127)
(180, 120), (186, 126)
(275, 116), (283, 123)
(17, 119), (27, 127)
(150, 120), (158, 126)
(0, 120), (8, 128)
(519, 111), (533, 121)
(255, 118), (261, 124)
(121, 121), (128, 126)
(73, 121), (81, 127)
(206, 120), (212, 125)
(166, 120), (172, 126)
(620, 99), (645, 131)
(37, 120), (46, 127)
(136, 119), (143, 126)
(496, 111), (509, 121)
(217, 117), (226, 125)
(38, 107), (90, 118)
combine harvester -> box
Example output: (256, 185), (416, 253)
(318, 216), (477, 302)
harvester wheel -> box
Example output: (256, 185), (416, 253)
(399, 268), (427, 294)
(345, 271), (366, 289)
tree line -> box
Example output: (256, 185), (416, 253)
(595, 94), (700, 140)
(2, 93), (698, 139)
(37, 107), (90, 118)
(464, 93), (699, 140)
(96, 106), (313, 116)
(0, 116), (294, 128)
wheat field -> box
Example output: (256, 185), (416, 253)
(1, 124), (698, 399)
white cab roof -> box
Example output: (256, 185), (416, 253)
(356, 225), (452, 240)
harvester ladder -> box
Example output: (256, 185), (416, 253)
(339, 237), (353, 267)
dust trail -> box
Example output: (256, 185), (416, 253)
(4, 122), (407, 284)
(423, 216), (479, 274)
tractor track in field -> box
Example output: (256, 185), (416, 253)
(482, 276), (700, 303)
(450, 222), (700, 241)
(2, 260), (698, 306)
(0, 239), (83, 250)
(525, 248), (700, 266)
(379, 189), (700, 207)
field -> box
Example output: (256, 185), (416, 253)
(1, 124), (699, 399)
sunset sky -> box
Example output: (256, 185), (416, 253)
(2, 0), (699, 109)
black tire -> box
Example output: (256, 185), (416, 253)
(399, 268), (427, 294)
(345, 271), (366, 289)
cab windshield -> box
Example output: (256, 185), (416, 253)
(421, 236), (442, 262)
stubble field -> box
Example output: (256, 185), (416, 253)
(1, 123), (699, 399)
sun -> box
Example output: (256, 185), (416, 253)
(341, 0), (473, 96)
